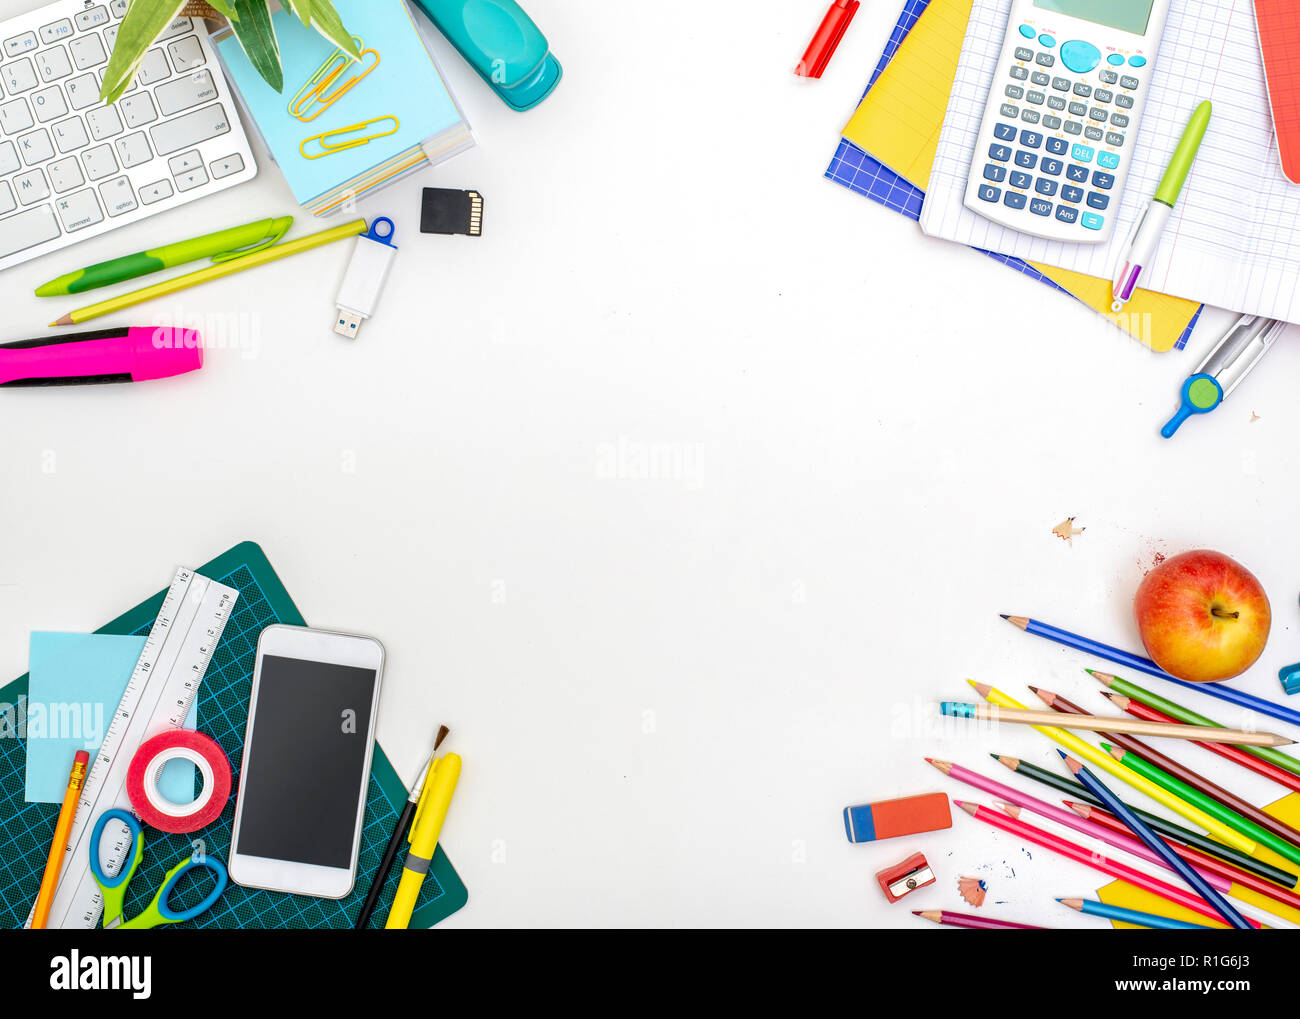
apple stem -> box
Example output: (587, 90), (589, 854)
(1211, 607), (1240, 620)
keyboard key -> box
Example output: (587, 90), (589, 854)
(1116, 94), (1134, 109)
(1092, 171), (1115, 189)
(1082, 212), (1105, 230)
(1021, 109), (1040, 123)
(1009, 65), (1029, 80)
(0, 97), (33, 134)
(111, 0), (129, 16)
(1064, 120), (1083, 135)
(1111, 113), (1129, 129)
(1087, 191), (1110, 210)
(994, 122), (1017, 141)
(31, 86), (67, 123)
(1000, 102), (1019, 118)
(1005, 84), (1024, 99)
(156, 16), (194, 42)
(1029, 197), (1053, 216)
(1026, 90), (1045, 105)
(1009, 170), (1032, 189)
(1071, 144), (1094, 163)
(1030, 71), (1048, 87)
(1046, 137), (1069, 155)
(0, 203), (60, 257)
(1035, 178), (1058, 196)
(39, 19), (74, 45)
(168, 35), (204, 72)
(155, 70), (217, 116)
(1042, 115), (1061, 129)
(1107, 53), (1126, 66)
(55, 187), (103, 230)
(1128, 55), (1147, 67)
(81, 142), (117, 179)
(1069, 101), (1088, 116)
(1055, 205), (1078, 224)
(1089, 107), (1108, 122)
(139, 178), (173, 204)
(1015, 150), (1038, 168)
(209, 153), (243, 179)
(120, 92), (157, 128)
(149, 101), (231, 156)
(85, 104), (122, 140)
(1036, 53), (1054, 66)
(1073, 83), (1091, 97)
(1085, 126), (1104, 141)
(0, 140), (16, 173)
(75, 6), (110, 30)
(174, 164), (207, 191)
(136, 47), (170, 85)
(14, 167), (48, 203)
(1094, 89), (1113, 103)
(52, 115), (87, 152)
(36, 45), (71, 81)
(69, 34), (106, 70)
(1004, 191), (1027, 209)
(1041, 158), (1063, 175)
(65, 73), (99, 109)
(984, 163), (1006, 182)
(167, 149), (201, 174)
(99, 174), (137, 216)
(2, 57), (37, 92)
(1015, 46), (1034, 61)
(1097, 151), (1120, 169)
(989, 143), (1011, 161)
(1019, 129), (1043, 148)
(114, 130), (151, 167)
(1047, 95), (1066, 110)
(0, 180), (12, 214)
(4, 31), (37, 57)
(1107, 131), (1125, 146)
(1066, 164), (1089, 183)
(48, 155), (83, 192)
(1051, 76), (1070, 91)
(18, 127), (53, 164)
(1061, 185), (1084, 203)
(1100, 70), (1118, 84)
(1120, 75), (1139, 90)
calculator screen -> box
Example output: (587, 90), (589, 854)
(1033, 0), (1155, 34)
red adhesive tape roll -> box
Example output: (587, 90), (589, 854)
(126, 730), (231, 834)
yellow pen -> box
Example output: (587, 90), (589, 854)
(384, 751), (461, 929)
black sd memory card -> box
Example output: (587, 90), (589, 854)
(420, 188), (483, 236)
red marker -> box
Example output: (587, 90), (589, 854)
(795, 0), (860, 79)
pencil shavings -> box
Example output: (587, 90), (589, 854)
(1052, 517), (1085, 544)
(958, 875), (987, 908)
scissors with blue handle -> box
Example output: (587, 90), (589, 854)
(90, 808), (227, 929)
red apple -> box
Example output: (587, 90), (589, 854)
(1134, 550), (1271, 683)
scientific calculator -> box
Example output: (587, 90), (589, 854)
(963, 0), (1170, 243)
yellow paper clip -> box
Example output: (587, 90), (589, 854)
(299, 116), (400, 159)
(288, 38), (379, 122)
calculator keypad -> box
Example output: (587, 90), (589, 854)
(970, 29), (1147, 238)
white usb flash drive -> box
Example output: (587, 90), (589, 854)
(334, 217), (398, 338)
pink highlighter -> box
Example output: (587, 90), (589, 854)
(0, 326), (202, 387)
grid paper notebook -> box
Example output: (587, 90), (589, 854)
(920, 0), (1300, 324)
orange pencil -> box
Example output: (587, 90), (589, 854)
(31, 749), (89, 929)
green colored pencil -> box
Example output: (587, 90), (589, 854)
(1090, 670), (1300, 779)
(1107, 744), (1300, 869)
(990, 754), (1299, 887)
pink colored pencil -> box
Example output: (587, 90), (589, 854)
(956, 801), (1264, 929)
(912, 909), (1045, 930)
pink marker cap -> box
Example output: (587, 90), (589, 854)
(128, 326), (203, 381)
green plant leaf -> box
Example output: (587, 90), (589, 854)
(283, 0), (314, 29)
(204, 0), (239, 18)
(100, 0), (187, 104)
(309, 0), (361, 61)
(229, 0), (283, 93)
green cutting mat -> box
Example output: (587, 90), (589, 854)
(0, 541), (467, 929)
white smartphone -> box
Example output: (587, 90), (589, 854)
(229, 625), (384, 898)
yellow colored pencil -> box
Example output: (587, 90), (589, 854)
(967, 681), (1257, 855)
(51, 219), (368, 326)
(32, 749), (89, 929)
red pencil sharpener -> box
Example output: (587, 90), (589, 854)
(876, 852), (936, 903)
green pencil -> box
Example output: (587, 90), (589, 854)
(1090, 669), (1300, 779)
(990, 753), (1299, 887)
(1107, 744), (1300, 869)
(35, 216), (294, 296)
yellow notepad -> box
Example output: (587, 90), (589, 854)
(841, 0), (1201, 353)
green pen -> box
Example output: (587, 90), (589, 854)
(35, 216), (295, 297)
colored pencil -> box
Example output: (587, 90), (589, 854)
(927, 759), (1254, 904)
(1001, 613), (1300, 730)
(1091, 670), (1300, 780)
(912, 909), (1045, 930)
(1108, 744), (1300, 869)
(969, 682), (1256, 854)
(1104, 689), (1300, 794)
(992, 753), (1296, 887)
(1035, 686), (1300, 857)
(1062, 752), (1252, 929)
(942, 699), (1289, 747)
(31, 750), (88, 929)
(1058, 897), (1212, 930)
(1073, 803), (1300, 913)
(956, 801), (1264, 928)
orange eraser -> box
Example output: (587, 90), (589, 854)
(843, 792), (952, 843)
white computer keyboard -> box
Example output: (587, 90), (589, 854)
(0, 0), (256, 272)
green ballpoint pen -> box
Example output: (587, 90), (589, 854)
(35, 216), (295, 297)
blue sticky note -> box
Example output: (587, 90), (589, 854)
(24, 633), (197, 804)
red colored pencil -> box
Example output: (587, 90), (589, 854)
(912, 909), (1044, 930)
(956, 801), (1265, 929)
(1104, 689), (1300, 795)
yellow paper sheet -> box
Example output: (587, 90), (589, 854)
(841, 0), (1201, 353)
(1098, 791), (1300, 928)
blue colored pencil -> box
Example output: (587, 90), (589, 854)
(1057, 897), (1211, 930)
(1003, 614), (1300, 730)
(1058, 751), (1253, 930)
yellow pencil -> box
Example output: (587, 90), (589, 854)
(51, 219), (368, 326)
(32, 749), (89, 929)
(385, 751), (461, 929)
(967, 681), (1258, 855)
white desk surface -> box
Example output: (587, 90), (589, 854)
(3, 0), (1299, 929)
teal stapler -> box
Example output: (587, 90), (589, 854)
(411, 0), (562, 111)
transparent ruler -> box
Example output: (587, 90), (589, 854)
(27, 567), (238, 929)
